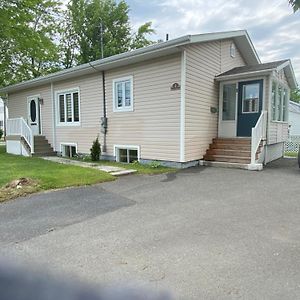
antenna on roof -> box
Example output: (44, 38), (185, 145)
(166, 34), (169, 41)
(100, 21), (104, 59)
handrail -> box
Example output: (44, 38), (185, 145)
(7, 118), (34, 154)
(251, 110), (267, 165)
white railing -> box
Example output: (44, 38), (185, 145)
(251, 111), (267, 165)
(7, 118), (34, 153)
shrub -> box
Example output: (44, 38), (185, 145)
(149, 161), (161, 168)
(90, 137), (101, 161)
(0, 129), (3, 140)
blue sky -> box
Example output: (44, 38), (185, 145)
(127, 0), (300, 84)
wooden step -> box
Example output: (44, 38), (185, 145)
(203, 154), (251, 164)
(213, 138), (251, 145)
(210, 143), (251, 151)
(206, 149), (251, 157)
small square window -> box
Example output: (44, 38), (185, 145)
(115, 146), (139, 163)
(62, 144), (77, 158)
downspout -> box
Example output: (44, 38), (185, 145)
(51, 82), (57, 152)
(101, 71), (107, 153)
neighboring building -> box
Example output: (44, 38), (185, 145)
(289, 100), (300, 136)
(0, 30), (298, 170)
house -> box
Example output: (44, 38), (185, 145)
(0, 30), (298, 170)
(289, 100), (300, 136)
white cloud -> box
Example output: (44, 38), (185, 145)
(129, 0), (300, 84)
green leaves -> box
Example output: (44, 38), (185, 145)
(289, 0), (300, 12)
(64, 0), (155, 65)
(291, 88), (300, 103)
(0, 0), (155, 87)
(0, 0), (62, 87)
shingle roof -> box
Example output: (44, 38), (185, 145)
(216, 60), (289, 77)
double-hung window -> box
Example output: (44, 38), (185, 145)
(57, 89), (80, 125)
(113, 76), (133, 112)
(271, 81), (289, 122)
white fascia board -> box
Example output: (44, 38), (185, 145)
(215, 69), (273, 81)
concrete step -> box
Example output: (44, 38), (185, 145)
(203, 154), (251, 164)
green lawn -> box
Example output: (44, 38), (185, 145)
(285, 152), (299, 158)
(0, 146), (115, 202)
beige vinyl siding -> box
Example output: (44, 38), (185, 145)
(53, 73), (103, 153)
(221, 40), (246, 73)
(184, 40), (246, 162)
(105, 54), (181, 162)
(7, 85), (53, 146)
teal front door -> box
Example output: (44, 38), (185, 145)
(237, 80), (263, 137)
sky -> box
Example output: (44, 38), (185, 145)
(126, 0), (300, 84)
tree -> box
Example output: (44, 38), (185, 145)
(0, 0), (62, 87)
(289, 0), (300, 12)
(67, 0), (155, 65)
(291, 88), (300, 103)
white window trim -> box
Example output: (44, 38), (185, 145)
(60, 142), (78, 157)
(114, 145), (140, 162)
(112, 76), (134, 112)
(55, 87), (81, 127)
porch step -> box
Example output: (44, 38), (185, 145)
(212, 138), (251, 144)
(203, 154), (251, 164)
(203, 137), (262, 164)
(33, 136), (56, 157)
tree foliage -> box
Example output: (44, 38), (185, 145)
(291, 88), (300, 103)
(0, 0), (155, 87)
(0, 0), (62, 87)
(67, 0), (155, 65)
(289, 0), (300, 12)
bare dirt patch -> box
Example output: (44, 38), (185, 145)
(0, 178), (39, 202)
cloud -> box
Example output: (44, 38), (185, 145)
(127, 0), (300, 84)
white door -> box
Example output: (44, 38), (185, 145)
(27, 97), (40, 135)
(218, 83), (237, 137)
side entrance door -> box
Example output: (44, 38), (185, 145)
(237, 80), (263, 137)
(27, 96), (40, 135)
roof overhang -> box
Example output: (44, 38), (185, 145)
(216, 60), (298, 90)
(216, 69), (273, 82)
(276, 60), (298, 89)
(0, 30), (260, 94)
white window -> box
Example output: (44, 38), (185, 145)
(113, 76), (133, 112)
(271, 81), (289, 122)
(56, 89), (80, 125)
(114, 145), (139, 163)
(230, 43), (236, 58)
(61, 143), (77, 158)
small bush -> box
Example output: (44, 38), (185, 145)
(149, 161), (161, 168)
(0, 129), (3, 140)
(90, 137), (101, 161)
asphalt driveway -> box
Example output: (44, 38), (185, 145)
(0, 158), (300, 299)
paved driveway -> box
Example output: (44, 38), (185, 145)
(1, 159), (300, 299)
